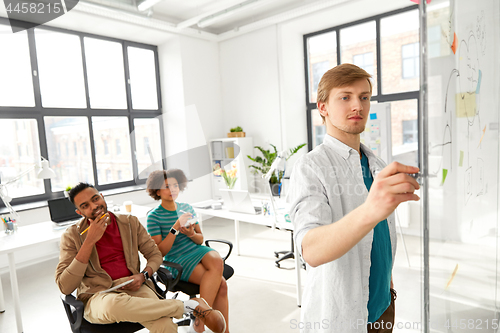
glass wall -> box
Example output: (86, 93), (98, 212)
(425, 0), (500, 331)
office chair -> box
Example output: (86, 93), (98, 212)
(151, 239), (234, 327)
(274, 231), (295, 268)
(274, 231), (306, 270)
(60, 268), (173, 333)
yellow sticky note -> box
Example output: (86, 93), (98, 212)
(459, 151), (464, 167)
(455, 93), (476, 118)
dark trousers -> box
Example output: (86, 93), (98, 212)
(367, 289), (397, 333)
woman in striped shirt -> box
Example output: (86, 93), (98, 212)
(146, 169), (229, 333)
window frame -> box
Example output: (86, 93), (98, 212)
(0, 18), (166, 207)
(303, 5), (419, 152)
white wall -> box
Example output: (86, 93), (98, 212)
(158, 35), (224, 203)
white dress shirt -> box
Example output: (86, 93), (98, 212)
(287, 134), (396, 333)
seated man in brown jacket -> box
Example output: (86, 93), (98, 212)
(55, 182), (226, 333)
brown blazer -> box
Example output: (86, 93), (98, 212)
(55, 213), (163, 304)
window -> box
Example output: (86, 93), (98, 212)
(315, 125), (327, 148)
(35, 29), (87, 108)
(390, 99), (418, 150)
(116, 139), (121, 155)
(0, 18), (164, 207)
(353, 52), (374, 75)
(305, 6), (419, 153)
(0, 119), (44, 198)
(0, 25), (35, 107)
(134, 118), (163, 179)
(428, 25), (441, 58)
(312, 61), (330, 96)
(340, 21), (377, 96)
(403, 119), (418, 144)
(143, 137), (150, 155)
(127, 47), (158, 110)
(84, 37), (127, 109)
(381, 9), (420, 94)
(306, 31), (337, 103)
(92, 117), (133, 186)
(44, 117), (94, 192)
(402, 42), (419, 79)
(103, 140), (109, 155)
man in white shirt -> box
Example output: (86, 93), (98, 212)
(288, 63), (420, 333)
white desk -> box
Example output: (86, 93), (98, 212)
(0, 204), (151, 333)
(193, 198), (303, 307)
(0, 221), (67, 333)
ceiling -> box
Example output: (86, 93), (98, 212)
(79, 0), (354, 38)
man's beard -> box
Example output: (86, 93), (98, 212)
(88, 205), (108, 219)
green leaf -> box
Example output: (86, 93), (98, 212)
(270, 144), (277, 154)
(286, 143), (307, 161)
(247, 155), (257, 162)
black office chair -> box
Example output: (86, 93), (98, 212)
(274, 231), (306, 270)
(61, 240), (234, 332)
(152, 239), (234, 327)
(61, 293), (144, 333)
(61, 272), (170, 333)
(274, 231), (295, 268)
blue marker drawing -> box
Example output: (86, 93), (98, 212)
(476, 70), (482, 94)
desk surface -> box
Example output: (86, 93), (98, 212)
(193, 196), (293, 231)
(0, 221), (66, 255)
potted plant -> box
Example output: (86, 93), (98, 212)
(227, 126), (245, 138)
(64, 185), (72, 198)
(247, 143), (306, 196)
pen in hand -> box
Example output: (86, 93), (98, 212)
(80, 213), (108, 235)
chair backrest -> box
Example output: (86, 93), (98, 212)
(60, 294), (144, 333)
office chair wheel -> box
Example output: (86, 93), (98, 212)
(276, 263), (281, 268)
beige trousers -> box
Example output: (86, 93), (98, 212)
(84, 284), (184, 333)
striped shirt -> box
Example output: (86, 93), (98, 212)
(147, 202), (214, 281)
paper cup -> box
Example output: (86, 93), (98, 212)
(124, 201), (133, 213)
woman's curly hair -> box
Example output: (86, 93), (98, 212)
(146, 169), (188, 201)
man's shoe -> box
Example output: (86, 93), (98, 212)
(189, 297), (226, 333)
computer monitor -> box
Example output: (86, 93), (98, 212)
(48, 198), (81, 224)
